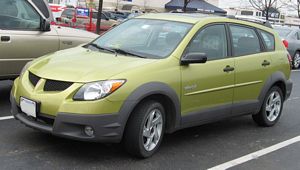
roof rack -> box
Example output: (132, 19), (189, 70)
(227, 15), (273, 28)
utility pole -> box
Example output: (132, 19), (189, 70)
(96, 0), (103, 34)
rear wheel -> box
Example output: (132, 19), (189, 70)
(293, 51), (300, 69)
(123, 100), (165, 158)
(252, 86), (283, 127)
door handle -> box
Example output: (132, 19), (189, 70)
(1, 36), (10, 42)
(223, 65), (235, 72)
(262, 60), (271, 66)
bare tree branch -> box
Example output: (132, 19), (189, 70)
(249, 0), (282, 20)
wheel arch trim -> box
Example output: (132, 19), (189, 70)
(117, 82), (181, 137)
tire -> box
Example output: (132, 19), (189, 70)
(123, 100), (165, 158)
(252, 86), (284, 127)
(293, 51), (300, 69)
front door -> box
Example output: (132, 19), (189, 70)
(181, 24), (235, 125)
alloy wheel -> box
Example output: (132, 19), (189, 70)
(265, 91), (282, 122)
(294, 53), (300, 68)
(143, 109), (163, 152)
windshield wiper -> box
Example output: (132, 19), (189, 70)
(88, 43), (116, 54)
(111, 48), (147, 58)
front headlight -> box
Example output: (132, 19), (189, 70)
(20, 61), (32, 77)
(73, 80), (126, 101)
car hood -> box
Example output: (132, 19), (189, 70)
(29, 47), (157, 83)
(52, 26), (98, 39)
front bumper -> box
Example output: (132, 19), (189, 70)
(10, 94), (123, 143)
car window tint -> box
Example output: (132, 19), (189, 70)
(32, 0), (50, 18)
(0, 0), (40, 30)
(259, 30), (275, 51)
(230, 25), (261, 56)
(186, 25), (227, 61)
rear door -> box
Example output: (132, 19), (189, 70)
(181, 24), (235, 125)
(229, 24), (272, 115)
(0, 0), (59, 78)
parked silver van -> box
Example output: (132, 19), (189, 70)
(0, 0), (98, 80)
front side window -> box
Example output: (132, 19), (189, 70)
(259, 30), (275, 51)
(92, 19), (192, 59)
(185, 24), (228, 61)
(230, 25), (261, 56)
(0, 0), (40, 30)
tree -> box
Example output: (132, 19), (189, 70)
(249, 0), (278, 20)
(283, 0), (300, 18)
(96, 0), (103, 34)
(183, 0), (192, 12)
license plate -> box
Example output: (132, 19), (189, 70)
(20, 97), (37, 118)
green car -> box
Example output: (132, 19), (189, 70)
(11, 13), (293, 158)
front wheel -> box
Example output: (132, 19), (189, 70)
(123, 100), (165, 158)
(252, 86), (283, 127)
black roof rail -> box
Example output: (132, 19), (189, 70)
(226, 15), (273, 29)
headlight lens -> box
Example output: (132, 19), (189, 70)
(73, 80), (126, 101)
(20, 61), (32, 77)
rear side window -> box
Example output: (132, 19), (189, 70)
(229, 25), (261, 56)
(259, 30), (275, 51)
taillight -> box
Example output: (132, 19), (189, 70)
(282, 39), (289, 48)
(287, 53), (292, 68)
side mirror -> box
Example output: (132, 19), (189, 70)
(181, 53), (207, 65)
(41, 19), (51, 32)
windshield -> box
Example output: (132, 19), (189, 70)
(92, 19), (193, 59)
(274, 27), (292, 38)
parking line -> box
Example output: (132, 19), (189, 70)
(287, 97), (300, 101)
(0, 116), (14, 121)
(208, 135), (300, 170)
(292, 70), (300, 72)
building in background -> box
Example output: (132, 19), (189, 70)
(48, 0), (221, 12)
(225, 7), (285, 24)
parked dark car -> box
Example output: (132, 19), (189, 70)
(274, 26), (300, 69)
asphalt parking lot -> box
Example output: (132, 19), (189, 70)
(0, 70), (299, 170)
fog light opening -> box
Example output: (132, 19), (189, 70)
(84, 126), (94, 137)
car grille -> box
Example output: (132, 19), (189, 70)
(28, 72), (73, 92)
(29, 72), (40, 86)
(44, 79), (73, 91)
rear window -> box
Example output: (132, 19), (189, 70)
(259, 30), (275, 51)
(62, 9), (74, 17)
